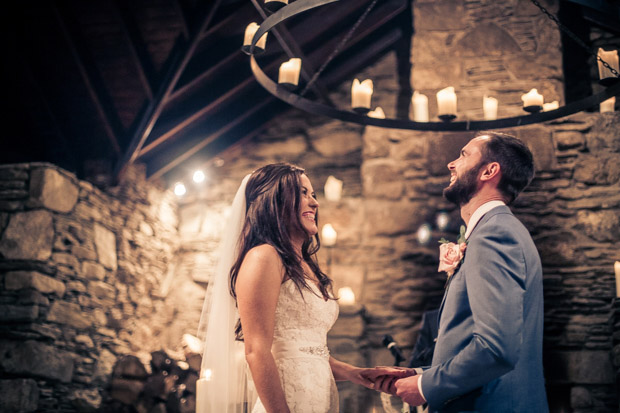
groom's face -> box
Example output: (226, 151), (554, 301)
(443, 137), (488, 206)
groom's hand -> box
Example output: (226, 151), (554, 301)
(360, 366), (415, 394)
(395, 375), (426, 406)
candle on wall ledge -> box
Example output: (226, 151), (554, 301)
(600, 96), (616, 113)
(351, 79), (373, 113)
(597, 48), (620, 86)
(483, 95), (498, 120)
(543, 101), (559, 112)
(242, 22), (267, 54)
(338, 287), (355, 305)
(521, 88), (544, 113)
(412, 91), (429, 122)
(278, 58), (301, 88)
(324, 176), (343, 202)
(615, 261), (620, 298)
(368, 107), (385, 119)
(436, 87), (457, 121)
(322, 224), (337, 247)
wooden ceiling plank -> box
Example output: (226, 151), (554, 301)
(111, 0), (154, 100)
(115, 0), (224, 179)
(148, 98), (273, 180)
(140, 1), (406, 158)
(51, 4), (121, 155)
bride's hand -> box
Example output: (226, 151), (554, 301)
(352, 366), (414, 390)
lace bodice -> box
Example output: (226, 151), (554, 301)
(251, 279), (340, 413)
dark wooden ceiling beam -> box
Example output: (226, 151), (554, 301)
(51, 3), (121, 155)
(148, 98), (274, 180)
(114, 0), (224, 179)
(141, 1), (406, 158)
(111, 0), (154, 100)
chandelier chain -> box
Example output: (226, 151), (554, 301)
(530, 0), (619, 78)
(300, 0), (379, 97)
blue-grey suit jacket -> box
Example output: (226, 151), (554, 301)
(421, 205), (548, 412)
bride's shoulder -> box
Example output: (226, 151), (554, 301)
(243, 244), (283, 273)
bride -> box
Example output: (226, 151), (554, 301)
(198, 163), (392, 413)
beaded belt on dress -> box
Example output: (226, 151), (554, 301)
(271, 340), (330, 360)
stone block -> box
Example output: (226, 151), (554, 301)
(0, 340), (74, 382)
(364, 200), (429, 237)
(81, 261), (106, 281)
(308, 122), (363, 157)
(90, 281), (117, 301)
(515, 127), (556, 172)
(414, 1), (466, 31)
(0, 210), (54, 260)
(71, 245), (98, 261)
(570, 386), (592, 409)
(362, 129), (390, 159)
(455, 23), (521, 57)
(574, 154), (620, 185)
(554, 131), (586, 150)
(5, 271), (65, 296)
(69, 388), (102, 412)
(0, 378), (39, 412)
(94, 349), (117, 383)
(52, 252), (80, 271)
(94, 224), (118, 270)
(546, 351), (615, 384)
(361, 160), (404, 199)
(252, 135), (308, 159)
(315, 199), (363, 246)
(109, 378), (144, 405)
(28, 168), (78, 213)
(46, 301), (92, 330)
(426, 133), (472, 176)
(0, 304), (38, 322)
(576, 210), (620, 242)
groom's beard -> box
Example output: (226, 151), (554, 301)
(443, 163), (483, 206)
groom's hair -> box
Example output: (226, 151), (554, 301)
(476, 131), (535, 204)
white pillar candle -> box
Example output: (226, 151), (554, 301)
(601, 96), (616, 113)
(196, 369), (213, 413)
(338, 287), (355, 305)
(368, 107), (385, 119)
(521, 89), (544, 108)
(351, 79), (373, 109)
(324, 176), (343, 202)
(597, 48), (619, 81)
(322, 224), (337, 247)
(278, 58), (301, 86)
(412, 91), (429, 122)
(243, 22), (267, 49)
(542, 101), (559, 111)
(615, 261), (620, 298)
(436, 87), (457, 116)
(483, 95), (498, 120)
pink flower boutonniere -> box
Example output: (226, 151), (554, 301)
(438, 225), (467, 279)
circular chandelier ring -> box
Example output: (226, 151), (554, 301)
(249, 0), (620, 131)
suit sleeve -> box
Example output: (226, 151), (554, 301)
(421, 217), (526, 408)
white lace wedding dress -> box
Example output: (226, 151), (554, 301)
(251, 279), (340, 413)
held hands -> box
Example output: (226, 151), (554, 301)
(361, 367), (426, 407)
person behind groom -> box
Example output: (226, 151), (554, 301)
(373, 131), (548, 412)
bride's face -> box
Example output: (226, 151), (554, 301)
(298, 174), (319, 236)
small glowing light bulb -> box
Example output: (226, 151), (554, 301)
(193, 170), (206, 183)
(174, 182), (187, 197)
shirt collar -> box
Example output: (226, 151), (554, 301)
(464, 200), (506, 240)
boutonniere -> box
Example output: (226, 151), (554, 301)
(438, 225), (467, 279)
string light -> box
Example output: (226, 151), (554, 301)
(174, 182), (187, 197)
(193, 170), (206, 184)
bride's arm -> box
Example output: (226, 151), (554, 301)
(236, 245), (290, 413)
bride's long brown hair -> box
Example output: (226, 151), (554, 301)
(229, 163), (334, 340)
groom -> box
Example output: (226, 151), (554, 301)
(375, 132), (548, 412)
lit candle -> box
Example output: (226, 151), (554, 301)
(416, 223), (432, 245)
(521, 88), (544, 108)
(324, 176), (343, 202)
(436, 87), (457, 116)
(435, 212), (450, 231)
(615, 261), (620, 298)
(351, 79), (373, 109)
(196, 369), (213, 413)
(483, 95), (498, 120)
(278, 58), (301, 86)
(368, 107), (385, 119)
(597, 48), (619, 83)
(338, 287), (355, 305)
(412, 91), (429, 122)
(543, 101), (559, 111)
(243, 22), (267, 50)
(601, 96), (616, 113)
(322, 224), (337, 247)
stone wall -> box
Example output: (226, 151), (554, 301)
(0, 163), (187, 412)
